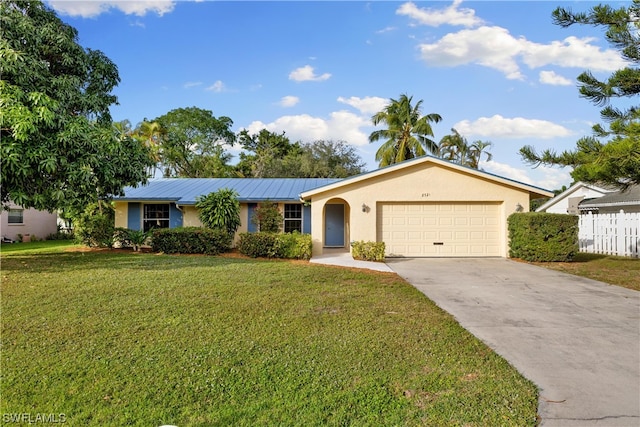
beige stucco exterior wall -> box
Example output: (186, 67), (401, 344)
(114, 202), (128, 228)
(306, 162), (533, 257)
(113, 202), (252, 247)
(181, 206), (202, 227)
(0, 204), (58, 241)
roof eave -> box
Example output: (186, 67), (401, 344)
(301, 156), (554, 199)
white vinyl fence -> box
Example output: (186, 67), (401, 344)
(579, 211), (640, 258)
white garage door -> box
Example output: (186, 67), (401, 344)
(377, 202), (501, 257)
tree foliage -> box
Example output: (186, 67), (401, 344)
(251, 201), (283, 233)
(520, 1), (640, 187)
(154, 107), (236, 178)
(195, 188), (241, 237)
(438, 129), (493, 169)
(369, 94), (442, 167)
(73, 201), (116, 248)
(236, 130), (365, 178)
(0, 1), (154, 211)
(296, 140), (365, 178)
(236, 129), (302, 177)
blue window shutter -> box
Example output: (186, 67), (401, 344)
(170, 203), (183, 228)
(127, 203), (141, 230)
(303, 204), (311, 234)
(248, 203), (258, 232)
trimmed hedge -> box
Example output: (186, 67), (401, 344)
(508, 213), (578, 262)
(351, 240), (386, 262)
(151, 227), (232, 255)
(237, 232), (312, 260)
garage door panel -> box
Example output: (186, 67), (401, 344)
(378, 202), (501, 257)
(424, 217), (437, 226)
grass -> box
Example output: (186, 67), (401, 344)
(1, 243), (538, 426)
(0, 239), (81, 255)
(532, 252), (640, 291)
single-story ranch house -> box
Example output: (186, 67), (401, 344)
(115, 156), (553, 258)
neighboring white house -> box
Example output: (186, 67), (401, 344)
(535, 182), (616, 214)
(579, 185), (640, 214)
(0, 204), (58, 242)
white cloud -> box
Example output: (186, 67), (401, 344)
(288, 65), (331, 82)
(205, 80), (226, 93)
(453, 115), (573, 139)
(337, 96), (388, 115)
(533, 166), (572, 191)
(479, 160), (533, 185)
(417, 26), (627, 79)
(245, 111), (370, 147)
(183, 81), (202, 89)
(419, 26), (525, 79)
(522, 36), (626, 72)
(479, 160), (569, 190)
(539, 71), (572, 86)
(278, 96), (300, 107)
(396, 0), (484, 28)
(48, 0), (175, 18)
(376, 26), (397, 34)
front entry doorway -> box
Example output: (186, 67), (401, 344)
(324, 204), (345, 247)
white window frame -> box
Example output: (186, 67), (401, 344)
(143, 204), (170, 232)
(8, 209), (24, 225)
(283, 204), (302, 233)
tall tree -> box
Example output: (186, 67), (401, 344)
(134, 120), (166, 176)
(520, 1), (640, 187)
(438, 129), (493, 169)
(369, 94), (442, 167)
(293, 140), (365, 178)
(235, 129), (300, 177)
(154, 107), (236, 178)
(236, 131), (365, 178)
(0, 1), (153, 211)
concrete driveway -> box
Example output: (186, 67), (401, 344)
(386, 258), (640, 426)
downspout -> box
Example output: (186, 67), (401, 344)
(174, 202), (184, 227)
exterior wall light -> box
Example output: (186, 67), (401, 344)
(362, 203), (368, 213)
(515, 202), (524, 212)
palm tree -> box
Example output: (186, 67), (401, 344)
(467, 140), (493, 169)
(369, 94), (442, 167)
(438, 128), (468, 164)
(438, 128), (492, 169)
(134, 120), (166, 176)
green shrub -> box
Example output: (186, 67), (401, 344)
(508, 212), (578, 262)
(237, 232), (280, 258)
(277, 232), (313, 260)
(73, 202), (115, 248)
(196, 189), (241, 238)
(46, 226), (74, 241)
(252, 200), (283, 233)
(114, 228), (151, 252)
(237, 232), (312, 260)
(351, 240), (386, 262)
(151, 227), (232, 255)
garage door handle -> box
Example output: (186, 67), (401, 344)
(433, 242), (444, 245)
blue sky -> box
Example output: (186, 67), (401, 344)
(47, 0), (629, 190)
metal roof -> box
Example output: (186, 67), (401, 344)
(116, 178), (340, 205)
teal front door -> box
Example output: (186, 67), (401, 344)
(325, 204), (345, 247)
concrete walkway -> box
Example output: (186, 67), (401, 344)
(310, 250), (394, 272)
(386, 258), (640, 426)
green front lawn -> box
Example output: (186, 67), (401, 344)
(1, 245), (538, 426)
(532, 252), (640, 291)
